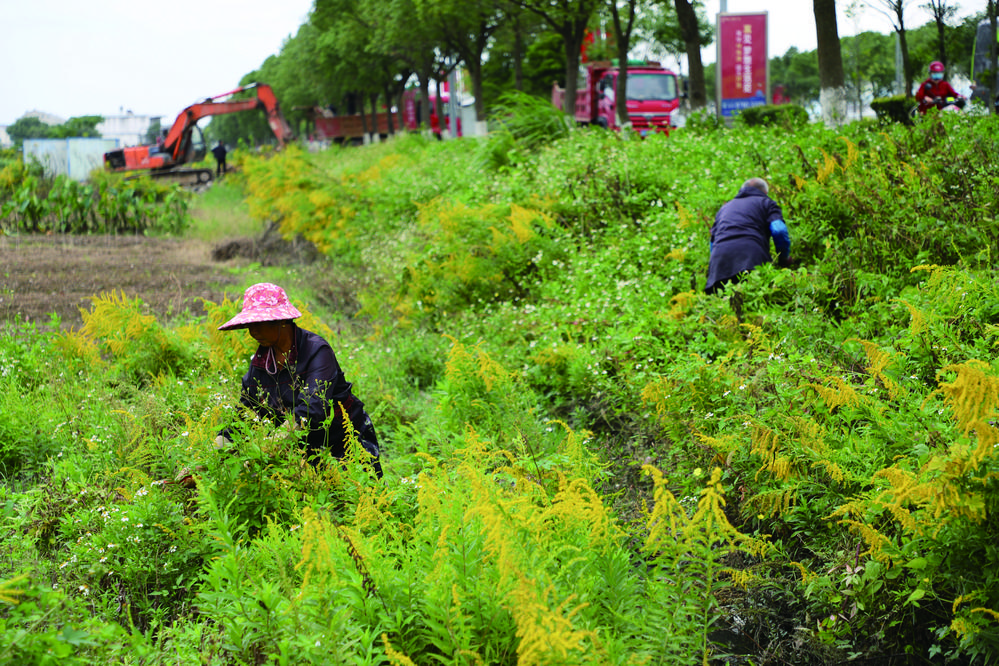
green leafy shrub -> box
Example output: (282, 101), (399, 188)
(682, 107), (725, 134)
(737, 103), (810, 129)
(0, 166), (189, 235)
(7, 113), (999, 665)
(870, 94), (915, 125)
(481, 90), (573, 170)
(0, 577), (150, 665)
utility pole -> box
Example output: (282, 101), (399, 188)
(720, 0), (727, 12)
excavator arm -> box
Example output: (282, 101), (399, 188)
(104, 82), (294, 184)
(162, 83), (294, 162)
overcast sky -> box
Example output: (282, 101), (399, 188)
(0, 0), (983, 126)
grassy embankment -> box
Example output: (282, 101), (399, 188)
(2, 107), (999, 664)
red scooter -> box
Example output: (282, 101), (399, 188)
(915, 95), (966, 116)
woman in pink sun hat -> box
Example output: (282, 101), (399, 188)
(216, 282), (382, 478)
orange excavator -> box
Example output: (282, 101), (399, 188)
(104, 82), (294, 186)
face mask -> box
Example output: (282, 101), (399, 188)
(931, 72), (943, 81)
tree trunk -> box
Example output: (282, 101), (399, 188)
(991, 1), (998, 115)
(616, 51), (630, 128)
(562, 34), (582, 117)
(397, 88), (406, 132)
(383, 84), (395, 135)
(610, 2), (633, 127)
(898, 23), (913, 97)
(469, 60), (486, 122)
(513, 13), (524, 91)
(813, 0), (847, 125)
(418, 72), (432, 132)
(356, 92), (370, 137)
(934, 16), (947, 68)
(370, 93), (380, 142)
(675, 0), (706, 109)
(434, 76), (445, 136)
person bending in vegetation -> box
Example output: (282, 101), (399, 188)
(215, 282), (382, 478)
(705, 177), (791, 294)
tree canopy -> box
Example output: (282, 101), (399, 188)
(186, 4), (991, 147)
(6, 115), (103, 147)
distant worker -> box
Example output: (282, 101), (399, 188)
(915, 61), (965, 114)
(705, 178), (791, 294)
(211, 140), (227, 176)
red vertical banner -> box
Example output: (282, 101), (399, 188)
(717, 12), (768, 118)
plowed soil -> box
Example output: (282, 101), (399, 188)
(0, 234), (242, 330)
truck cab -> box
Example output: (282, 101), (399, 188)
(553, 60), (681, 135)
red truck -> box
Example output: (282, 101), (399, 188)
(552, 60), (681, 136)
(312, 90), (461, 143)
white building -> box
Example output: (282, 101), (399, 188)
(23, 137), (120, 181)
(21, 109), (67, 126)
(0, 126), (11, 148)
(96, 111), (162, 147)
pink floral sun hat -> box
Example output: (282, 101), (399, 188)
(218, 283), (302, 330)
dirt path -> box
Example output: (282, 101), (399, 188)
(0, 234), (242, 330)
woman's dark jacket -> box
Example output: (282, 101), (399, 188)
(226, 324), (373, 461)
(705, 185), (787, 293)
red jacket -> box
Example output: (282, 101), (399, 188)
(916, 78), (960, 112)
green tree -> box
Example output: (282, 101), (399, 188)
(906, 19), (951, 81)
(770, 47), (821, 105)
(866, 0), (917, 96)
(515, 0), (603, 117)
(207, 60), (291, 148)
(842, 30), (897, 110)
(816, 0), (847, 123)
(608, 0), (644, 125)
(49, 116), (103, 139)
(922, 0), (959, 67)
(6, 117), (52, 146)
(7, 115), (104, 147)
(481, 12), (564, 105)
(417, 0), (507, 122)
(948, 12), (984, 80)
(673, 0), (709, 110)
(313, 0), (385, 131)
(638, 1), (711, 66)
(274, 24), (337, 116)
(356, 0), (451, 132)
(144, 118), (162, 145)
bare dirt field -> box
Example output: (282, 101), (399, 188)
(0, 234), (243, 330)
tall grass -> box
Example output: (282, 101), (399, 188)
(3, 111), (999, 664)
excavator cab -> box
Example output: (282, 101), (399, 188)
(182, 124), (208, 164)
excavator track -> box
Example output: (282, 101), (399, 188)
(149, 168), (214, 188)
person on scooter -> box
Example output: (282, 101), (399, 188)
(915, 61), (964, 114)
